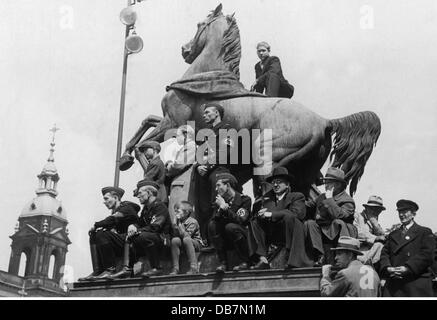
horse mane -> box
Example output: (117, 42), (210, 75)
(329, 111), (381, 195)
(222, 14), (241, 79)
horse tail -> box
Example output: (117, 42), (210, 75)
(328, 111), (381, 196)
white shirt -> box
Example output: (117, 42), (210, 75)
(276, 192), (286, 202)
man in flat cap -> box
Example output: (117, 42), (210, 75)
(78, 186), (140, 281)
(208, 172), (252, 272)
(196, 102), (237, 245)
(320, 236), (380, 297)
(354, 195), (387, 267)
(251, 41), (294, 98)
(116, 180), (171, 278)
(305, 167), (357, 266)
(136, 140), (167, 204)
(248, 167), (312, 269)
(380, 199), (436, 297)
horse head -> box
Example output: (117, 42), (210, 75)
(181, 4), (241, 77)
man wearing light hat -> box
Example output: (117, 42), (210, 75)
(305, 167), (357, 266)
(320, 236), (380, 297)
(78, 186), (140, 281)
(380, 199), (435, 297)
(118, 179), (171, 278)
(354, 195), (387, 266)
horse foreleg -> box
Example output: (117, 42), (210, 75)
(133, 148), (149, 174)
(123, 115), (162, 156)
(135, 114), (175, 146)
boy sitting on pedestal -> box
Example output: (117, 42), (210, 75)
(170, 201), (203, 275)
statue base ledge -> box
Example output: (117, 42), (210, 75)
(70, 267), (322, 297)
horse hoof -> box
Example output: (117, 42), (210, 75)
(119, 155), (134, 171)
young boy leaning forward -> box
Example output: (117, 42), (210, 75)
(170, 201), (203, 275)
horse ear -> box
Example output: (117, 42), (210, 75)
(214, 3), (223, 16)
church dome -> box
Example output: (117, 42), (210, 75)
(20, 193), (67, 221)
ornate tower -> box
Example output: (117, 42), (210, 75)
(8, 125), (71, 284)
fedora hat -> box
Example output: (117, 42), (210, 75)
(323, 167), (346, 184)
(331, 236), (363, 255)
(266, 167), (294, 184)
(396, 199), (419, 212)
(363, 195), (386, 211)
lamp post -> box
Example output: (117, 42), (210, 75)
(114, 0), (144, 187)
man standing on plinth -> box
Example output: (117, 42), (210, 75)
(195, 102), (236, 244)
(354, 195), (387, 267)
(136, 141), (167, 204)
(248, 167), (312, 269)
(78, 186), (140, 281)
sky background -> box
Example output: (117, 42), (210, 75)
(1, 0), (437, 283)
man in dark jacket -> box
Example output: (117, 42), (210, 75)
(125, 180), (171, 278)
(380, 199), (436, 297)
(78, 186), (140, 281)
(304, 167), (357, 265)
(248, 167), (312, 269)
(251, 41), (294, 98)
(209, 173), (252, 272)
(136, 141), (167, 204)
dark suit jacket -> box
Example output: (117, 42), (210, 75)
(250, 190), (311, 267)
(137, 199), (170, 236)
(254, 56), (294, 98)
(259, 191), (307, 222)
(213, 192), (252, 226)
(380, 222), (435, 296)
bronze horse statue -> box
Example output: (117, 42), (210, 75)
(119, 4), (381, 197)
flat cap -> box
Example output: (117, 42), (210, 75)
(216, 172), (238, 189)
(136, 179), (160, 190)
(202, 102), (224, 118)
(396, 199), (419, 212)
(138, 140), (161, 153)
(101, 186), (125, 198)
